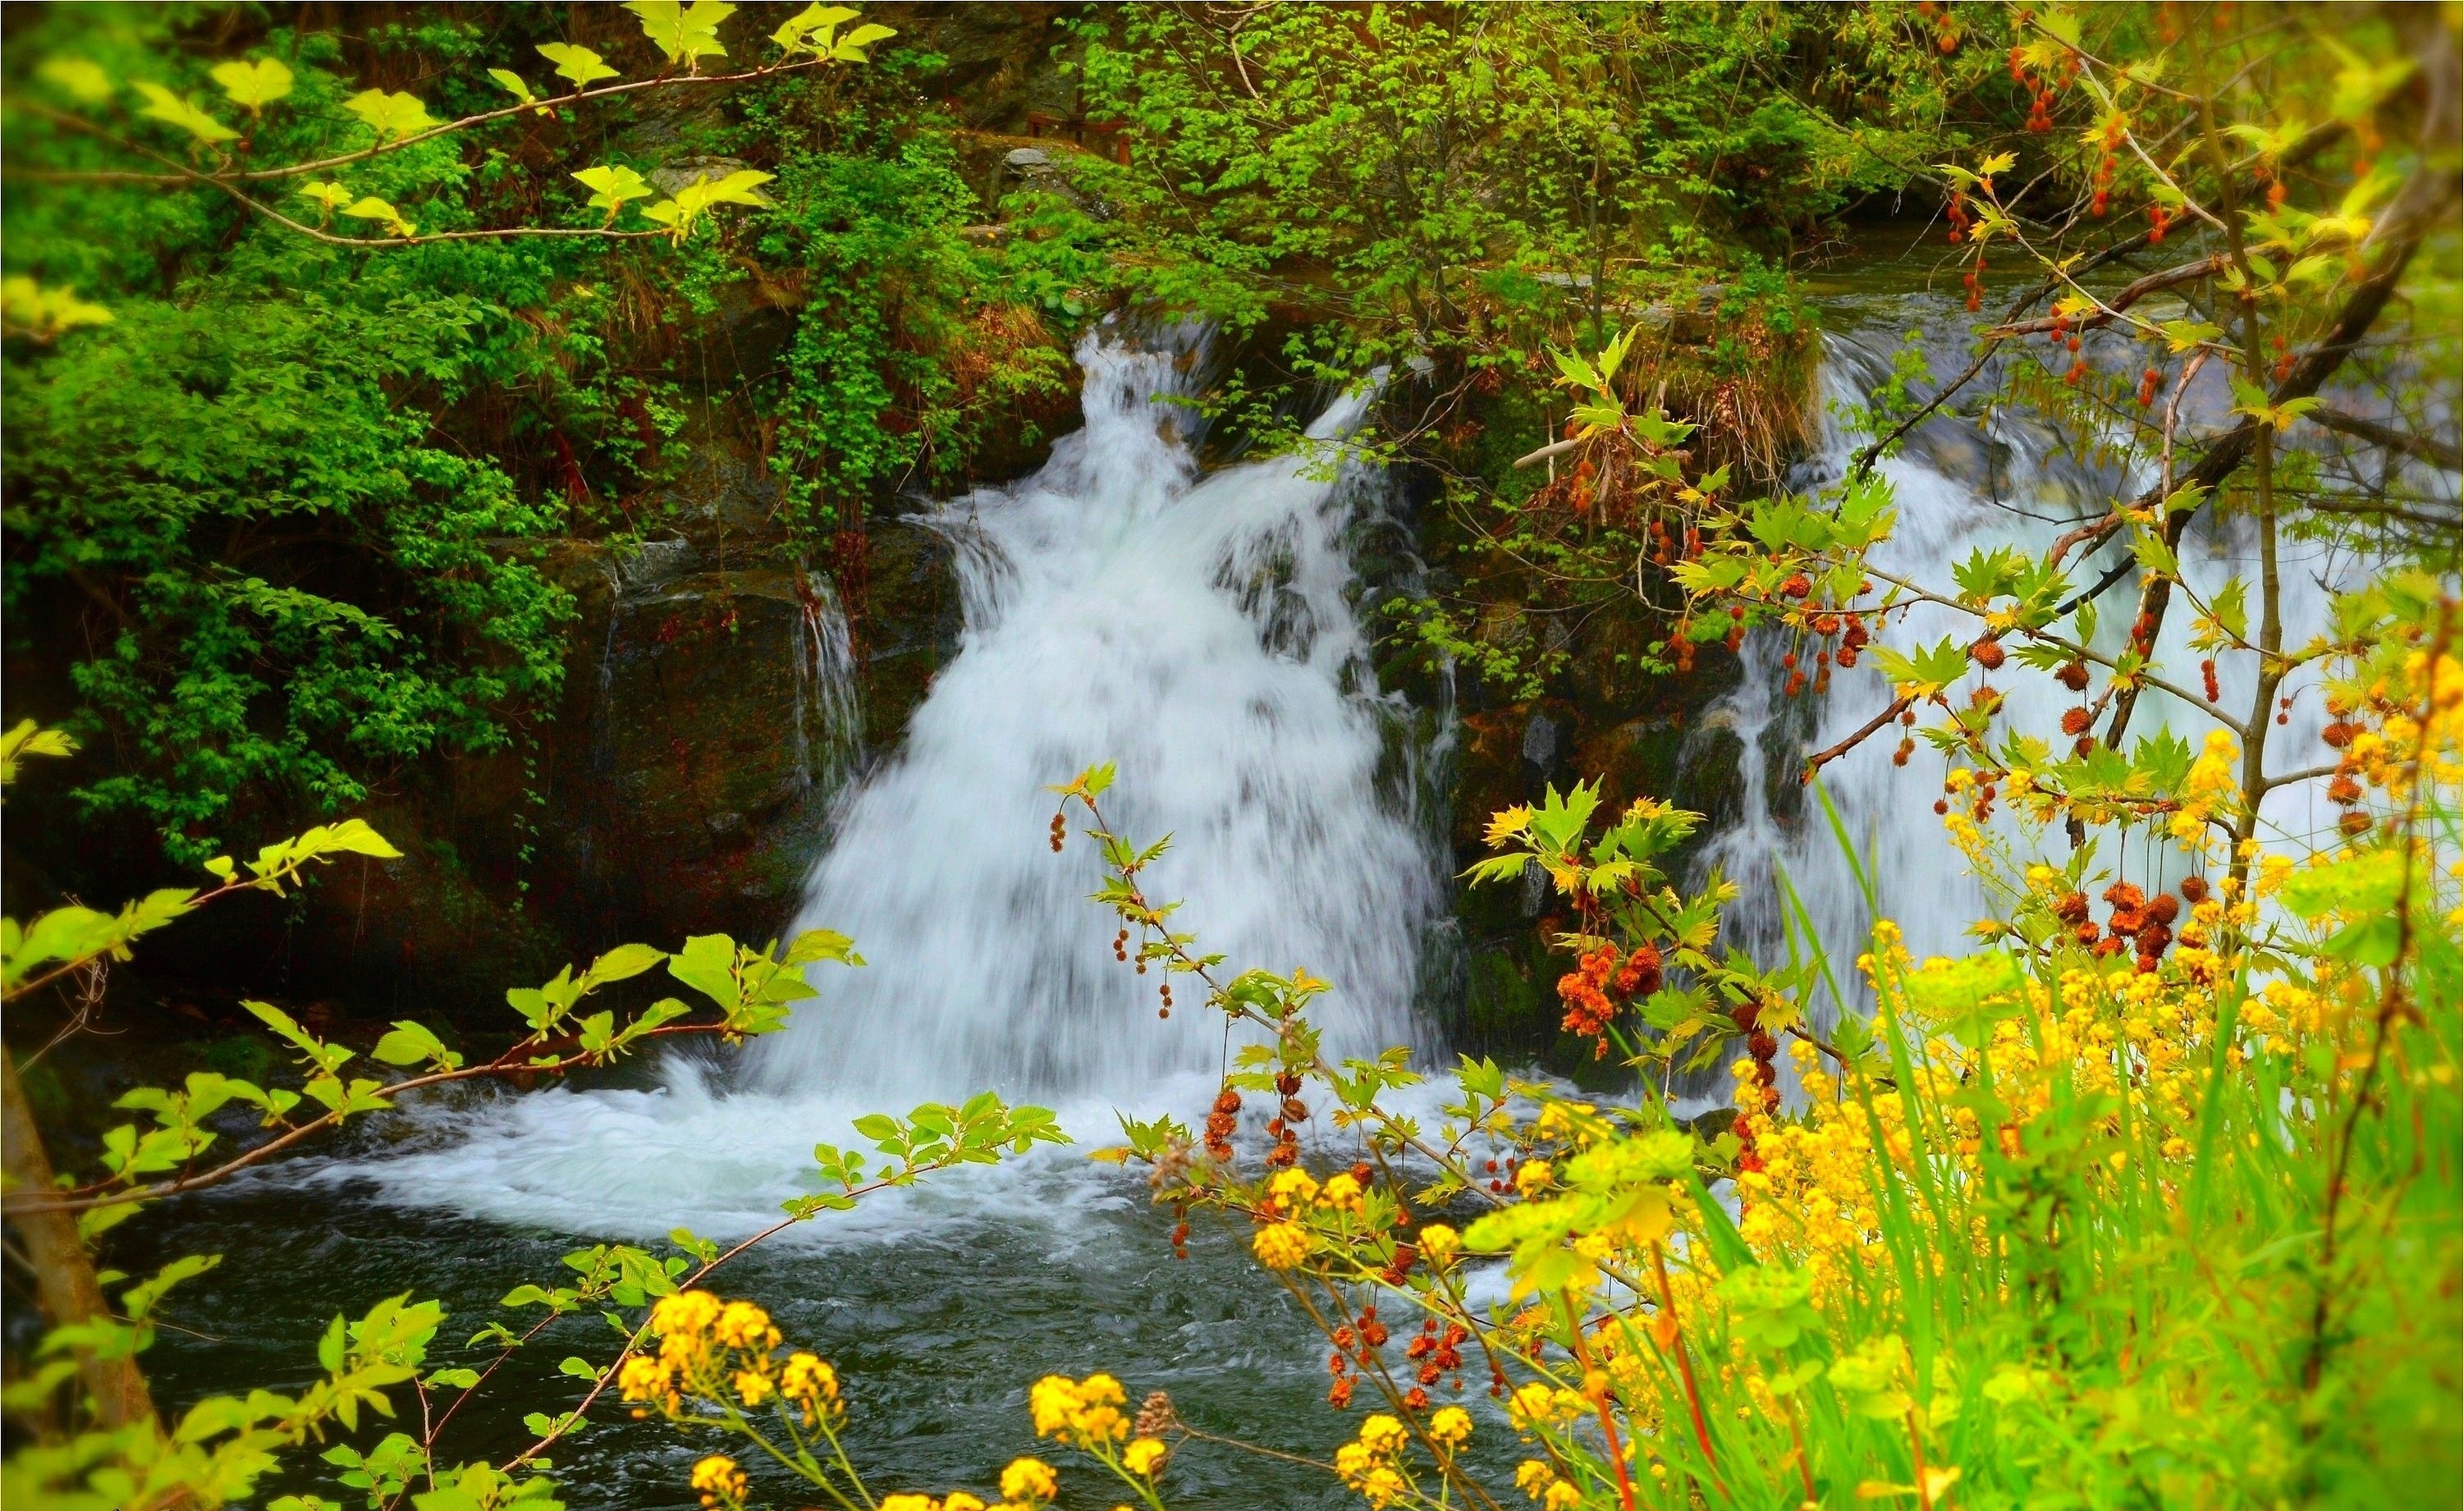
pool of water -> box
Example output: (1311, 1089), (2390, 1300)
(131, 1076), (1377, 1510)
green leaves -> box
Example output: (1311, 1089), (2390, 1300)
(211, 58), (294, 113)
(341, 196), (416, 240)
(0, 718), (78, 784)
(838, 1092), (1069, 1193)
(1828, 1334), (1913, 1420)
(0, 277), (112, 344)
(1461, 1127), (1699, 1297)
(1871, 636), (1972, 698)
(38, 57), (113, 104)
(771, 3), (895, 61)
(572, 164), (654, 223)
(1719, 1263), (1820, 1352)
(535, 42), (619, 89)
(208, 817), (402, 895)
(625, 0), (737, 71)
(487, 69), (552, 116)
(3, 889), (198, 992)
(344, 89), (435, 141)
(372, 1021), (459, 1069)
(134, 82), (238, 145)
(641, 167), (776, 241)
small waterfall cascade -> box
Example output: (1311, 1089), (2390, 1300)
(790, 569), (863, 798)
(1694, 292), (2370, 1049)
(753, 329), (1445, 1105)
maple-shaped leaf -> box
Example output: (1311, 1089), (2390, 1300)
(536, 43), (619, 89)
(488, 68), (554, 117)
(573, 163), (654, 223)
(212, 57), (294, 112)
(346, 88), (434, 141)
(134, 82), (238, 144)
(341, 195), (416, 239)
(625, 0), (736, 70)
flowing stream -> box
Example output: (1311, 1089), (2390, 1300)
(1695, 259), (2375, 1062)
(128, 246), (2411, 1508)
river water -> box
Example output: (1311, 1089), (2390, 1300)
(132, 240), (2396, 1508)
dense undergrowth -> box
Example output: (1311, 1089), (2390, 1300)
(2, 3), (2460, 1510)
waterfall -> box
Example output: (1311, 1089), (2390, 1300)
(330, 327), (1445, 1239)
(790, 569), (863, 798)
(1696, 292), (2372, 1052)
(753, 330), (1443, 1104)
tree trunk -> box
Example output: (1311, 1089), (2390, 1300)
(2, 1043), (156, 1429)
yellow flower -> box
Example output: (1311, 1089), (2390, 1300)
(689, 1454), (748, 1509)
(1507, 1382), (1587, 1431)
(1417, 1223), (1462, 1266)
(1334, 1441), (1374, 1479)
(1122, 1437), (1170, 1477)
(1357, 1413), (1408, 1458)
(653, 1289), (722, 1339)
(880, 1497), (939, 1511)
(1000, 1456), (1059, 1505)
(616, 1354), (674, 1405)
(780, 1351), (840, 1417)
(1427, 1405), (1472, 1449)
(1268, 1167), (1321, 1207)
(1253, 1221), (1312, 1271)
(1358, 1465), (1408, 1508)
(1515, 1160), (1555, 1195)
(1028, 1373), (1128, 1446)
(734, 1368), (775, 1408)
(943, 1495), (986, 1511)
(1320, 1171), (1366, 1211)
(1515, 1459), (1557, 1500)
(1542, 1480), (1581, 1511)
(713, 1299), (781, 1351)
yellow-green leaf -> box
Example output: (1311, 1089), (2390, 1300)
(536, 42), (620, 88)
(341, 196), (415, 239)
(211, 57), (294, 112)
(346, 89), (434, 140)
(625, 0), (736, 69)
(39, 57), (114, 104)
(297, 180), (353, 214)
(0, 277), (112, 344)
(572, 163), (654, 221)
(134, 82), (239, 144)
(487, 68), (552, 116)
(1, 720), (78, 785)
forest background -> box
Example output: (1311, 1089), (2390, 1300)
(2, 4), (2458, 1511)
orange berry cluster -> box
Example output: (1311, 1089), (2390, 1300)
(1264, 1071), (1304, 1169)
(1204, 1087), (1241, 1164)
(1555, 942), (1661, 1059)
(1404, 1316), (1470, 1399)
(1729, 1003), (1784, 1174)
(1326, 1305), (1394, 1409)
(2058, 881), (2187, 973)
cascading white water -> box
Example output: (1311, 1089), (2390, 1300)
(1697, 291), (2375, 1048)
(332, 328), (1445, 1238)
(753, 331), (1440, 1102)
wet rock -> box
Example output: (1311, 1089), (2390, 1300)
(530, 559), (850, 953)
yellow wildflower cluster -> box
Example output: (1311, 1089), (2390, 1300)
(1029, 1372), (1129, 1448)
(620, 1291), (843, 1431)
(2170, 729), (2242, 842)
(689, 1454), (748, 1510)
(1253, 1220), (1312, 1270)
(1001, 1455), (1060, 1505)
(1332, 1413), (1413, 1508)
(1514, 1457), (1582, 1510)
(1506, 1381), (1590, 1434)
